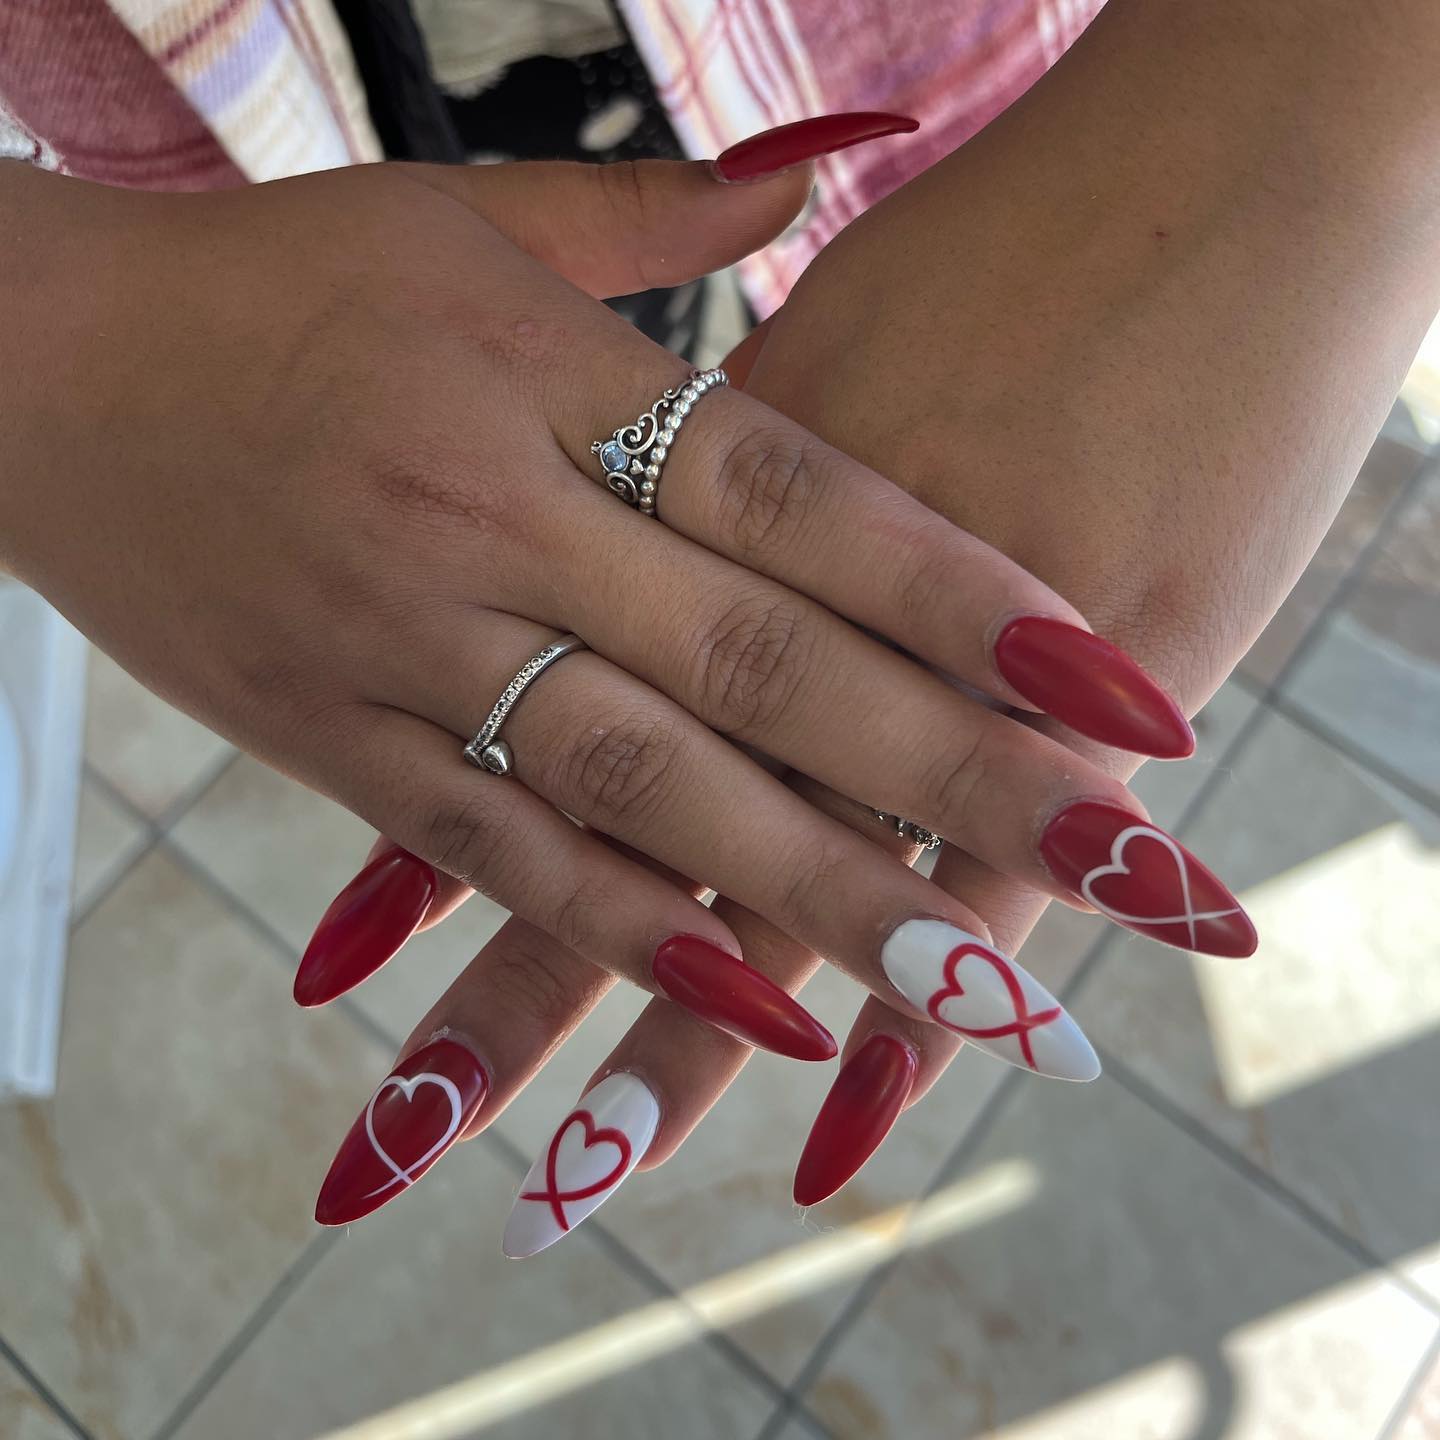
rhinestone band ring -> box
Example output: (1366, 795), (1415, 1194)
(591, 367), (728, 518)
(874, 811), (943, 852)
(463, 634), (588, 776)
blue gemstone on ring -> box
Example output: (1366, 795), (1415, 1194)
(599, 440), (628, 473)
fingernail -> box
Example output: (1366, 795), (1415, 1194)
(881, 918), (1100, 1081)
(294, 848), (437, 1007)
(994, 617), (1195, 759)
(652, 935), (837, 1060)
(793, 1035), (917, 1206)
(712, 111), (919, 184)
(1040, 800), (1257, 957)
(503, 1072), (658, 1258)
(314, 1038), (488, 1226)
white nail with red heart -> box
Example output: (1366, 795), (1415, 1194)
(503, 1072), (660, 1258)
(881, 918), (1100, 1082)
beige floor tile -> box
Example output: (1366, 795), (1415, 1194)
(83, 650), (232, 819)
(1393, 1344), (1440, 1440)
(172, 1137), (778, 1440)
(0, 849), (387, 1439)
(801, 1076), (1437, 1440)
(0, 1356), (77, 1440)
(1074, 707), (1440, 1296)
(1282, 463), (1440, 800)
(70, 777), (150, 916)
(167, 755), (508, 1041)
(1238, 434), (1427, 687)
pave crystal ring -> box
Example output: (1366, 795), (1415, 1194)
(463, 635), (587, 776)
(591, 367), (727, 517)
(875, 811), (943, 851)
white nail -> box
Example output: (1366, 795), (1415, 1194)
(502, 1072), (660, 1258)
(881, 918), (1100, 1082)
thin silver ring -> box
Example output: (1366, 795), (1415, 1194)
(874, 811), (942, 851)
(463, 635), (587, 776)
(591, 367), (728, 517)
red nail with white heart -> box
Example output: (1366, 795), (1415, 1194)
(1039, 800), (1257, 957)
(314, 1037), (489, 1226)
(880, 919), (1099, 1081)
(502, 1072), (658, 1258)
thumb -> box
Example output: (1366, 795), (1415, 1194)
(404, 156), (811, 299)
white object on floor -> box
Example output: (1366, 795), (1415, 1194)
(0, 581), (87, 1100)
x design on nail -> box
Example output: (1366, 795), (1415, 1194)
(1080, 823), (1241, 949)
(927, 942), (1062, 1072)
(520, 1110), (633, 1233)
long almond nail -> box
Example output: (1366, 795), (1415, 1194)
(881, 919), (1100, 1081)
(652, 935), (836, 1060)
(994, 616), (1195, 759)
(503, 1073), (658, 1258)
(713, 112), (919, 184)
(294, 848), (436, 1007)
(314, 1038), (488, 1225)
(1040, 801), (1257, 956)
(794, 1035), (917, 1206)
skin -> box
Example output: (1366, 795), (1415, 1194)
(0, 154), (1182, 1047)
(391, 0), (1440, 1185)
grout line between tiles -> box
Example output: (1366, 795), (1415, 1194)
(1101, 1052), (1440, 1319)
(1375, 1324), (1440, 1440)
(0, 1332), (96, 1440)
(153, 747), (240, 834)
(149, 1231), (340, 1440)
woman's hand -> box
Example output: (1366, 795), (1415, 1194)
(2, 148), (1251, 1078)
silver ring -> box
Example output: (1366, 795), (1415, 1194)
(591, 367), (728, 517)
(874, 811), (942, 851)
(463, 635), (587, 775)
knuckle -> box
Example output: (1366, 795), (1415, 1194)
(894, 545), (957, 631)
(547, 876), (617, 958)
(694, 591), (812, 736)
(561, 708), (683, 833)
(923, 727), (992, 840)
(774, 844), (854, 938)
(367, 435), (509, 540)
(484, 943), (585, 1034)
(713, 427), (826, 557)
(424, 791), (501, 890)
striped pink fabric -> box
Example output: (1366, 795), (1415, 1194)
(620, 0), (1107, 315)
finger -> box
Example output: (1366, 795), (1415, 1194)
(400, 157), (811, 300)
(547, 362), (1194, 758)
(311, 912), (619, 1225)
(303, 695), (835, 1059)
(399, 614), (1097, 1067)
(499, 783), (926, 1257)
(503, 459), (1248, 953)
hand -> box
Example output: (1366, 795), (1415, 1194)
(0, 139), (1232, 1107)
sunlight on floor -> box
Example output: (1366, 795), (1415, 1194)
(314, 1161), (1040, 1440)
(1197, 821), (1440, 1109)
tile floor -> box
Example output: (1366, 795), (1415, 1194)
(3, 406), (1438, 1440)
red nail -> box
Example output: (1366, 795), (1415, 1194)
(314, 1038), (488, 1226)
(294, 848), (436, 1007)
(1040, 801), (1256, 957)
(652, 936), (837, 1060)
(794, 1035), (917, 1206)
(713, 112), (919, 184)
(994, 617), (1194, 759)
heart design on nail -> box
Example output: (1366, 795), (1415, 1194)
(1080, 824), (1240, 949)
(361, 1071), (464, 1200)
(521, 1109), (633, 1232)
(927, 941), (1062, 1072)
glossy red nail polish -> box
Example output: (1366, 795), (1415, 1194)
(294, 848), (436, 1007)
(794, 1035), (917, 1206)
(652, 936), (837, 1060)
(713, 112), (919, 184)
(994, 617), (1195, 759)
(314, 1038), (488, 1226)
(1039, 801), (1256, 957)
